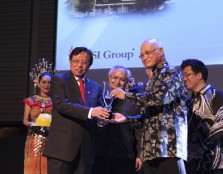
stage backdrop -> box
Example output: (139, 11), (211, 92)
(55, 0), (223, 71)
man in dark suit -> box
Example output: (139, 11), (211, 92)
(43, 47), (109, 174)
(92, 65), (143, 174)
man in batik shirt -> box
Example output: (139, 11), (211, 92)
(181, 59), (223, 174)
(111, 39), (188, 174)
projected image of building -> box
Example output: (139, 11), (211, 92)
(95, 0), (136, 14)
(66, 0), (171, 17)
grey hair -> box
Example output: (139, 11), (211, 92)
(108, 65), (132, 81)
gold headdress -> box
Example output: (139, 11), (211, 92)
(29, 58), (53, 94)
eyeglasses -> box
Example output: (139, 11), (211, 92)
(71, 59), (89, 66)
(139, 48), (159, 59)
(110, 76), (126, 83)
(182, 72), (195, 78)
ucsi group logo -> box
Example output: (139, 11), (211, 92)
(93, 48), (135, 60)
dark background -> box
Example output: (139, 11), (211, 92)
(0, 0), (222, 173)
(0, 1), (56, 173)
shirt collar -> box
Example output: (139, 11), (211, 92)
(74, 76), (85, 81)
(199, 84), (211, 95)
(192, 84), (211, 97)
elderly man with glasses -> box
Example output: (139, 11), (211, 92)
(111, 39), (188, 174)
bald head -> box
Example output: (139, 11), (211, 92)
(141, 39), (163, 49)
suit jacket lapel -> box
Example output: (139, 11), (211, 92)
(69, 71), (84, 105)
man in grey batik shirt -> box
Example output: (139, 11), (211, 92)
(111, 39), (188, 174)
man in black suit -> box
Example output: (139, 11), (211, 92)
(43, 47), (109, 174)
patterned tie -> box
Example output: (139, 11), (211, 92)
(78, 78), (86, 105)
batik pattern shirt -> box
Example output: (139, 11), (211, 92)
(187, 84), (223, 170)
(125, 63), (188, 161)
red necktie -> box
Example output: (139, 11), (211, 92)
(78, 78), (86, 105)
